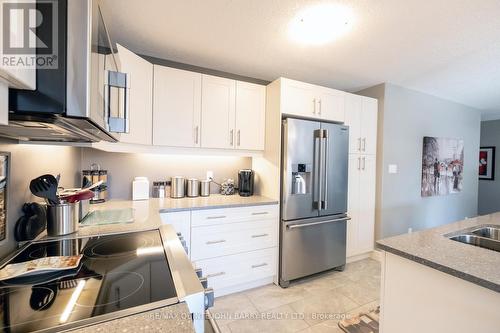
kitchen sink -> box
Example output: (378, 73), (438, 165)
(449, 234), (500, 252)
(471, 226), (500, 241)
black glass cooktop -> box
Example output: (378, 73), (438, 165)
(0, 230), (177, 333)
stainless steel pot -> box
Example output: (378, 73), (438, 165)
(186, 178), (200, 197)
(171, 176), (185, 198)
(47, 202), (79, 236)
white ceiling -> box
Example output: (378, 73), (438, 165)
(101, 0), (500, 119)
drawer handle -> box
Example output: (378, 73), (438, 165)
(206, 239), (226, 245)
(251, 263), (268, 269)
(252, 212), (269, 216)
(251, 233), (269, 238)
(207, 271), (226, 278)
(206, 215), (227, 220)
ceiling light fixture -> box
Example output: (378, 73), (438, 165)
(288, 4), (353, 45)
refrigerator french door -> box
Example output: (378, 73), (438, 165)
(280, 118), (349, 287)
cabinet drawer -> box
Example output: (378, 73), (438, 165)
(194, 248), (276, 293)
(191, 219), (276, 260)
(191, 204), (278, 227)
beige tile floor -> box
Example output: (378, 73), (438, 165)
(211, 258), (381, 333)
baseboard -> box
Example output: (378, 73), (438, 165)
(370, 249), (384, 262)
(346, 252), (371, 263)
(214, 276), (275, 298)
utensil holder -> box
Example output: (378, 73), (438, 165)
(47, 202), (79, 236)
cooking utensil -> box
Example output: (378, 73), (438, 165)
(58, 180), (103, 197)
(59, 189), (94, 203)
(30, 283), (57, 311)
(30, 174), (59, 205)
(14, 203), (47, 241)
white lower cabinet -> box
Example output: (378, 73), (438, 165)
(160, 204), (278, 297)
(194, 248), (276, 297)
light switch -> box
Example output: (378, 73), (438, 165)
(388, 164), (398, 174)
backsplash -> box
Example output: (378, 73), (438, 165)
(80, 148), (252, 199)
(0, 140), (81, 259)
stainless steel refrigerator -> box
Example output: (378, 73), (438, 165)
(279, 117), (349, 287)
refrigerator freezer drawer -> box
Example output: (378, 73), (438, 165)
(280, 215), (347, 284)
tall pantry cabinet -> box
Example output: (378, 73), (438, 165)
(345, 93), (378, 257)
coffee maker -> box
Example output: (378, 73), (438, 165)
(238, 169), (254, 197)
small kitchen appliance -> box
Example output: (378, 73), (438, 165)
(238, 169), (254, 197)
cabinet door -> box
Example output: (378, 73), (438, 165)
(160, 211), (191, 254)
(318, 87), (345, 122)
(201, 75), (236, 149)
(235, 81), (266, 150)
(344, 93), (362, 154)
(153, 66), (201, 147)
(280, 78), (316, 117)
(116, 45), (153, 145)
(347, 154), (361, 257)
(357, 155), (376, 253)
(360, 97), (378, 155)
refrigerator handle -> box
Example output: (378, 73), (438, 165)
(322, 130), (329, 210)
(318, 129), (326, 211)
(313, 129), (322, 210)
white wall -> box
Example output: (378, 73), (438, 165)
(0, 140), (81, 259)
(80, 148), (252, 199)
(358, 83), (481, 239)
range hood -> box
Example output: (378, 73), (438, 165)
(3, 0), (127, 144)
(0, 114), (116, 143)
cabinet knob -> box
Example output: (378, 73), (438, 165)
(204, 288), (215, 309)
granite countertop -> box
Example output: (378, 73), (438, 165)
(69, 303), (194, 333)
(50, 194), (276, 332)
(377, 212), (500, 293)
(72, 194), (277, 237)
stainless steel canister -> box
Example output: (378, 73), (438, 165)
(200, 180), (210, 197)
(170, 176), (186, 198)
(186, 178), (200, 197)
(47, 202), (79, 237)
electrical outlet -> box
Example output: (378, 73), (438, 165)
(206, 171), (214, 180)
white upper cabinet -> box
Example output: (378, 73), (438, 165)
(361, 97), (378, 155)
(201, 75), (236, 149)
(279, 78), (345, 122)
(317, 86), (345, 122)
(153, 65), (202, 147)
(117, 45), (153, 145)
(345, 93), (362, 154)
(235, 81), (266, 150)
(281, 79), (316, 117)
(344, 93), (378, 155)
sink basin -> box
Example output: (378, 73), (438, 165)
(471, 226), (500, 241)
(449, 234), (500, 253)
